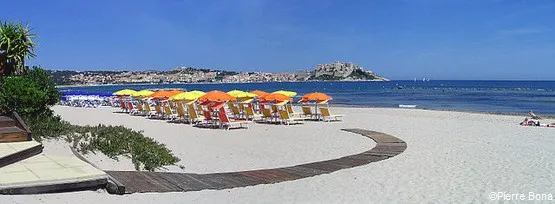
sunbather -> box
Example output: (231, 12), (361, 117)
(520, 118), (539, 126)
(529, 110), (541, 120)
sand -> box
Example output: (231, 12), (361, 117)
(3, 106), (554, 203)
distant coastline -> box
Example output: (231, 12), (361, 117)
(55, 79), (389, 88)
(49, 61), (388, 86)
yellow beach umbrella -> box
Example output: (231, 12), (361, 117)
(113, 89), (137, 96)
(170, 91), (206, 100)
(227, 90), (257, 98)
(272, 90), (297, 97)
(131, 90), (155, 97)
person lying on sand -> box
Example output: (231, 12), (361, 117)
(520, 118), (539, 126)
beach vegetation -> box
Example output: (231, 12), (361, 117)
(0, 21), (180, 171)
(0, 66), (60, 116)
(0, 21), (36, 76)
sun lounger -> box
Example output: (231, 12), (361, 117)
(278, 110), (304, 125)
(218, 109), (250, 130)
(230, 105), (243, 119)
(143, 103), (157, 118)
(176, 106), (187, 121)
(202, 110), (218, 128)
(187, 104), (203, 124)
(286, 105), (301, 117)
(320, 107), (343, 122)
(301, 106), (314, 119)
(135, 102), (145, 116)
(245, 106), (262, 121)
(164, 106), (177, 120)
(262, 108), (279, 123)
(154, 105), (164, 118)
(127, 102), (137, 115)
(119, 101), (128, 112)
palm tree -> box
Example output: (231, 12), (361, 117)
(0, 21), (36, 76)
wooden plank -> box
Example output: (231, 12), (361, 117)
(0, 127), (27, 143)
(107, 171), (181, 193)
(0, 116), (16, 128)
(0, 177), (107, 195)
(0, 143), (43, 168)
(297, 162), (343, 172)
(102, 128), (407, 194)
(344, 154), (389, 163)
(277, 166), (329, 177)
(156, 173), (214, 191)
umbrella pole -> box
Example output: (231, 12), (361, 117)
(315, 103), (318, 121)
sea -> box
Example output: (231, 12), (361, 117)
(58, 80), (555, 116)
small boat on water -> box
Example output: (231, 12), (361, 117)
(399, 104), (417, 108)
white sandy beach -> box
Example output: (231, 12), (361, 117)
(4, 106), (555, 203)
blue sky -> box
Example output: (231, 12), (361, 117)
(3, 0), (555, 80)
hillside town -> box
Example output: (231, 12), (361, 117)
(49, 62), (388, 86)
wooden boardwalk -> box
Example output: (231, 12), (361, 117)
(106, 128), (407, 194)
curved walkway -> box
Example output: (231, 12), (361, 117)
(105, 128), (407, 194)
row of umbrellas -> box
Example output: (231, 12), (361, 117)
(112, 89), (332, 103)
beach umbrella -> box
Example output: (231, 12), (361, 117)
(170, 91), (206, 100)
(250, 90), (270, 97)
(132, 90), (155, 97)
(262, 93), (293, 103)
(188, 90), (206, 96)
(272, 90), (297, 97)
(300, 92), (332, 102)
(113, 89), (137, 96)
(199, 90), (236, 101)
(150, 90), (184, 99)
(227, 90), (257, 98)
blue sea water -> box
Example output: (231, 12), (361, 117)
(58, 80), (555, 116)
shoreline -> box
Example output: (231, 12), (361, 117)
(295, 104), (555, 119)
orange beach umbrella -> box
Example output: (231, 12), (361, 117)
(150, 90), (183, 99)
(300, 92), (332, 102)
(198, 90), (236, 101)
(250, 90), (269, 97)
(262, 93), (292, 103)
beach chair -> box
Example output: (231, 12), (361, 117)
(143, 103), (157, 118)
(245, 106), (262, 121)
(278, 110), (304, 125)
(258, 104), (265, 114)
(164, 105), (177, 120)
(301, 106), (314, 119)
(218, 109), (250, 130)
(271, 105), (279, 113)
(176, 106), (187, 121)
(319, 107), (343, 122)
(196, 104), (205, 116)
(238, 103), (245, 112)
(203, 110), (217, 127)
(286, 105), (301, 117)
(127, 102), (137, 115)
(262, 108), (278, 123)
(120, 101), (128, 112)
(135, 102), (145, 116)
(230, 105), (242, 119)
(154, 105), (164, 119)
(187, 104), (203, 124)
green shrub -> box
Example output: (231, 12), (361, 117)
(23, 114), (72, 142)
(66, 124), (180, 171)
(0, 66), (60, 116)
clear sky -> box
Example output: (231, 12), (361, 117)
(3, 0), (555, 80)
